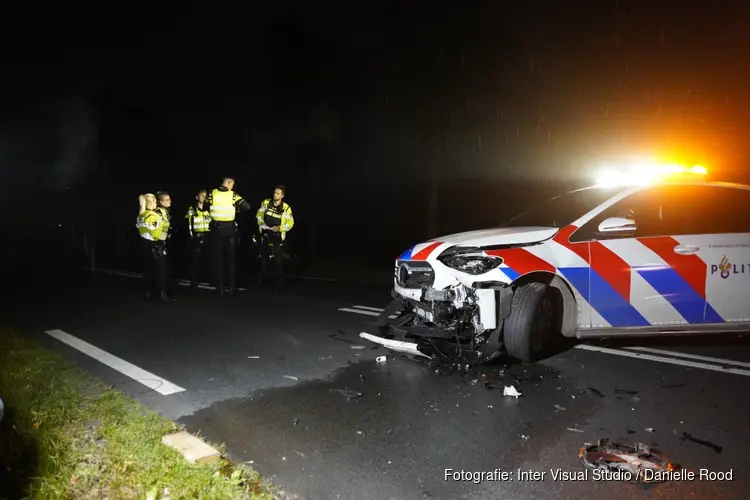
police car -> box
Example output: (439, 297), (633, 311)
(360, 165), (750, 363)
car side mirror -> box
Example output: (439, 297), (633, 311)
(598, 216), (637, 234)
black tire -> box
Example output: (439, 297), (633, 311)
(503, 282), (561, 362)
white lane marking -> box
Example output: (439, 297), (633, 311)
(621, 346), (750, 369)
(337, 305), (750, 376)
(88, 268), (246, 291)
(575, 344), (750, 377)
(338, 307), (398, 319)
(45, 329), (186, 395)
(86, 266), (335, 283)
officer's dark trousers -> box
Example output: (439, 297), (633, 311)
(140, 239), (167, 295)
(259, 234), (285, 287)
(211, 222), (237, 293)
(188, 233), (208, 286)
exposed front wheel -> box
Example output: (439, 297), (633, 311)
(503, 282), (561, 362)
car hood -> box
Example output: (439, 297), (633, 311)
(428, 226), (559, 247)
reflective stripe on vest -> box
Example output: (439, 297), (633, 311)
(210, 189), (236, 221)
(136, 210), (162, 241)
(193, 210), (211, 232)
(157, 208), (171, 241)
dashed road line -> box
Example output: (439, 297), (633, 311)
(45, 329), (186, 395)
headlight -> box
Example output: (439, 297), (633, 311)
(438, 252), (503, 275)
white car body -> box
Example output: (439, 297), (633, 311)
(361, 180), (750, 361)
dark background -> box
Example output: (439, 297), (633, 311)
(2, 0), (749, 278)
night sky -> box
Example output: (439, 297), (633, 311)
(2, 1), (750, 264)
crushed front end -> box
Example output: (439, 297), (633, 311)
(360, 247), (513, 363)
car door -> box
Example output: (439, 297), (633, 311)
(569, 185), (709, 328)
(677, 185), (750, 324)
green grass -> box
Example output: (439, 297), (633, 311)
(0, 327), (276, 500)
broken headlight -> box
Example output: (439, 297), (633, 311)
(438, 252), (503, 275)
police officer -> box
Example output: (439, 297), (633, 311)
(185, 189), (211, 287)
(256, 185), (294, 290)
(205, 176), (251, 296)
(136, 193), (174, 302)
(155, 191), (173, 241)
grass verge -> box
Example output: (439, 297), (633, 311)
(0, 326), (275, 500)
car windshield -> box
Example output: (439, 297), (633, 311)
(499, 187), (616, 228)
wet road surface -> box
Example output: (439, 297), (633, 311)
(2, 267), (749, 500)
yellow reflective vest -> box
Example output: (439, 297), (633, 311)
(186, 205), (211, 236)
(156, 207), (171, 241)
(256, 199), (294, 241)
(136, 210), (163, 241)
(209, 188), (243, 222)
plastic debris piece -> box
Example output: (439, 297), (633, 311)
(294, 418), (299, 426)
(588, 387), (605, 398)
(283, 375), (298, 381)
(645, 427), (654, 433)
(567, 427), (584, 433)
(503, 386), (522, 397)
(351, 345), (366, 349)
(247, 356), (260, 359)
(614, 388), (638, 395)
(331, 388), (363, 400)
(579, 439), (677, 483)
(376, 356), (387, 363)
(681, 432), (722, 454)
(357, 430), (364, 436)
(554, 404), (567, 411)
(521, 435), (530, 440)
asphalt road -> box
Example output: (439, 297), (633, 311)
(2, 266), (749, 500)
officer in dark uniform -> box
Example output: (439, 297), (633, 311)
(185, 189), (211, 287)
(255, 185), (294, 290)
(204, 176), (251, 296)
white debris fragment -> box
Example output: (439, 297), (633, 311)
(503, 386), (522, 397)
(567, 427), (584, 433)
(376, 356), (387, 363)
(247, 356), (260, 359)
(351, 345), (366, 350)
(554, 404), (566, 411)
(521, 435), (530, 440)
(645, 427), (655, 433)
(357, 430), (364, 435)
(283, 375), (299, 381)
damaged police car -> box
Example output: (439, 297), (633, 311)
(360, 166), (750, 363)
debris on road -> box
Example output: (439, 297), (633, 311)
(579, 439), (676, 482)
(645, 428), (655, 433)
(283, 375), (299, 381)
(521, 435), (530, 440)
(503, 386), (522, 397)
(331, 388), (363, 400)
(247, 356), (260, 359)
(554, 404), (567, 411)
(293, 418), (299, 426)
(681, 432), (723, 454)
(614, 388), (638, 395)
(351, 345), (366, 350)
(376, 356), (387, 363)
(567, 427), (585, 433)
(659, 383), (687, 389)
(588, 387), (605, 398)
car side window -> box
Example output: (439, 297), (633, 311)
(682, 186), (750, 234)
(571, 186), (692, 242)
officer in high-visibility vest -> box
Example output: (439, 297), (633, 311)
(136, 193), (174, 302)
(256, 185), (294, 290)
(155, 191), (172, 242)
(205, 176), (251, 296)
(185, 189), (211, 287)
